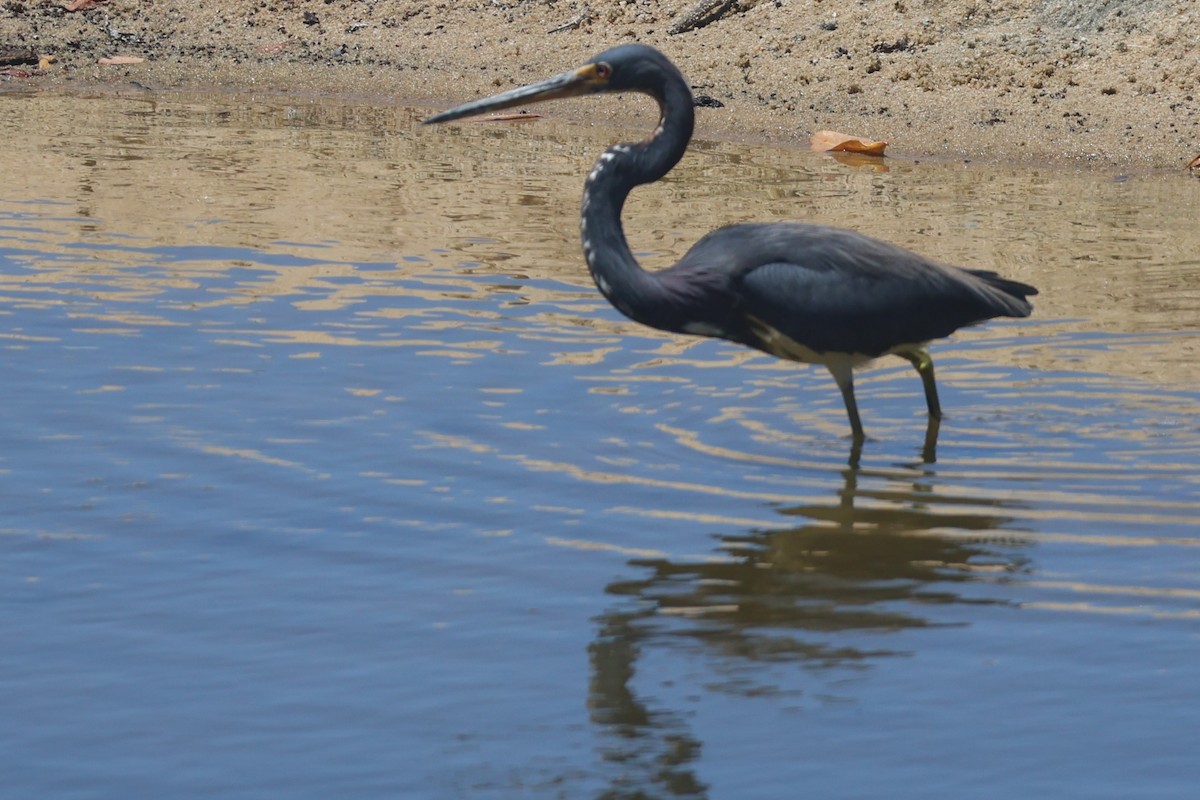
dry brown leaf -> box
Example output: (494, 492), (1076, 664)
(1188, 154), (1200, 171)
(810, 130), (888, 156)
(97, 56), (145, 66)
(65, 0), (109, 11)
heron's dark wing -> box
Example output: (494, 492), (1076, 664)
(676, 223), (1033, 357)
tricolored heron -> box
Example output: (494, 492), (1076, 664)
(424, 44), (1037, 441)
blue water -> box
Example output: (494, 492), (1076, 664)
(2, 93), (1199, 799)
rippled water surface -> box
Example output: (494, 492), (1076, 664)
(3, 91), (1199, 798)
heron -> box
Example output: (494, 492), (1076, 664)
(424, 44), (1037, 441)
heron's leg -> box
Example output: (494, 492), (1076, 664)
(826, 361), (865, 440)
(899, 347), (942, 420)
(921, 414), (940, 464)
(847, 437), (864, 469)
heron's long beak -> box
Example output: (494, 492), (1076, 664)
(423, 64), (605, 124)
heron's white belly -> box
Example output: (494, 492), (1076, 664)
(746, 315), (927, 369)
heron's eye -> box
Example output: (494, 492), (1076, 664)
(595, 62), (612, 79)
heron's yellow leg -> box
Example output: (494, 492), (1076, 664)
(899, 347), (942, 419)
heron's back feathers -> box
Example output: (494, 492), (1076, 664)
(665, 222), (1037, 358)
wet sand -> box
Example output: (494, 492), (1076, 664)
(3, 0), (1198, 168)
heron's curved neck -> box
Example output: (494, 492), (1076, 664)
(579, 78), (694, 325)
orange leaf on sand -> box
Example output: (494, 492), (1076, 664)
(97, 56), (145, 65)
(1188, 154), (1200, 171)
(810, 130), (888, 156)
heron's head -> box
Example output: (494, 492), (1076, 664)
(422, 44), (684, 125)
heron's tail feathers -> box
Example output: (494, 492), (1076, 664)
(967, 270), (1038, 317)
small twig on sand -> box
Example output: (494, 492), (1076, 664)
(669, 0), (738, 35)
(0, 49), (39, 67)
(549, 4), (590, 33)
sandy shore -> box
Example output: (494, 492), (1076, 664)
(3, 0), (1198, 168)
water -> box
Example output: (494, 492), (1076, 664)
(2, 91), (1198, 799)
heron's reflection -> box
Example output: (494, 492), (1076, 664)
(585, 460), (1029, 797)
